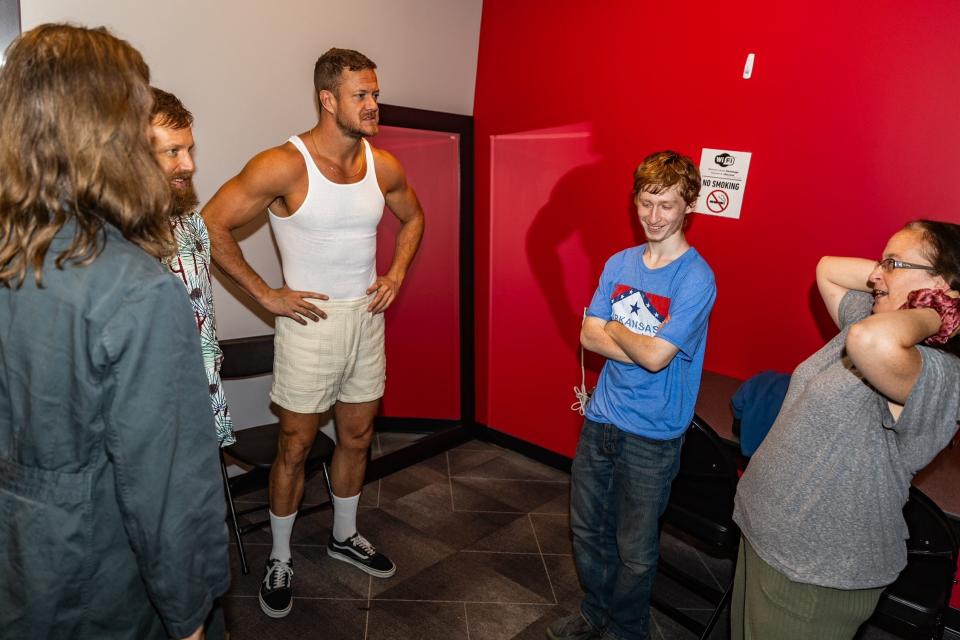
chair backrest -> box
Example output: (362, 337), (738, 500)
(663, 414), (741, 551)
(871, 486), (959, 635)
(678, 414), (741, 481)
(904, 486), (959, 563)
(217, 334), (336, 471)
(219, 334), (274, 379)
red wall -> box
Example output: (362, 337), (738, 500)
(375, 126), (461, 420)
(474, 0), (960, 455)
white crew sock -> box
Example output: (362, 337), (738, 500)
(331, 492), (360, 542)
(269, 510), (297, 562)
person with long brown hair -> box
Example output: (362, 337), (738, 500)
(0, 24), (229, 640)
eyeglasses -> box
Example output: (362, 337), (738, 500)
(876, 258), (937, 273)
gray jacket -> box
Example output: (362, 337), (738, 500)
(0, 223), (230, 639)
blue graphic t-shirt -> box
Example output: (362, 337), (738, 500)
(585, 245), (716, 439)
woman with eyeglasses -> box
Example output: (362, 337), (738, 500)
(730, 220), (960, 640)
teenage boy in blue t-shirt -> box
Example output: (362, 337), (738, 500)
(547, 151), (717, 640)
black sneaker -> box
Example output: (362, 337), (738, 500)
(545, 612), (600, 640)
(258, 557), (293, 618)
(327, 532), (396, 578)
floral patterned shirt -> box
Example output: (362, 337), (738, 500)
(162, 212), (236, 446)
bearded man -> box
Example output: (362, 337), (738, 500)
(151, 87), (235, 447)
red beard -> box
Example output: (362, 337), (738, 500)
(170, 172), (199, 217)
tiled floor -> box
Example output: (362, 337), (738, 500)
(220, 433), (903, 640)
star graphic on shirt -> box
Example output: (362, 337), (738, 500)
(630, 302), (640, 315)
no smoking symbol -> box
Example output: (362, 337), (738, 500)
(706, 189), (729, 213)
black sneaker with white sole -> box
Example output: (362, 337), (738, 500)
(258, 557), (293, 618)
(545, 612), (600, 640)
(327, 532), (396, 578)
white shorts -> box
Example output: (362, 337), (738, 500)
(270, 295), (385, 414)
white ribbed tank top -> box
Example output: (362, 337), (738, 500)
(268, 135), (385, 299)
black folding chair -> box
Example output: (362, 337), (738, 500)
(651, 414), (741, 639)
(218, 334), (336, 575)
(867, 486), (958, 640)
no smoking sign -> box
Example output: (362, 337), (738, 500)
(695, 148), (752, 219)
(706, 189), (729, 213)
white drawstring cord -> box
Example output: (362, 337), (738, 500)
(572, 308), (590, 415)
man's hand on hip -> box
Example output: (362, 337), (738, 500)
(260, 285), (328, 324)
(366, 275), (400, 314)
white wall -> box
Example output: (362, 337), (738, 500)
(0, 0), (19, 55)
(22, 0), (481, 334)
(21, 0), (482, 428)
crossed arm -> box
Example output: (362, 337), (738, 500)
(580, 316), (679, 372)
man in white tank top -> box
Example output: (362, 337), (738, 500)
(203, 48), (424, 619)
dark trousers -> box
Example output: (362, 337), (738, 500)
(570, 419), (682, 640)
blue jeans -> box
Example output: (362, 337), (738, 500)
(570, 419), (683, 640)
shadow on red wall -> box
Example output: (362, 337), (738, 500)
(487, 121), (722, 454)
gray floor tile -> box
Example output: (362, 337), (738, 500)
(222, 595), (367, 640)
(531, 490), (572, 515)
(541, 553), (583, 611)
(374, 550), (556, 604)
(651, 608), (697, 640)
(466, 603), (559, 640)
(353, 507), (460, 598)
(452, 477), (571, 514)
(530, 513), (573, 555)
(375, 431), (431, 458)
(382, 487), (541, 554)
(448, 447), (509, 476)
(661, 528), (734, 589)
(464, 513), (541, 553)
(657, 607), (728, 639)
(450, 448), (568, 482)
(367, 600), (468, 640)
(651, 572), (709, 613)
(219, 437), (764, 640)
(378, 459), (451, 505)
